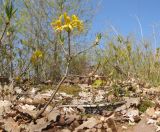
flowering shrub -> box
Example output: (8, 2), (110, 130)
(51, 12), (83, 32)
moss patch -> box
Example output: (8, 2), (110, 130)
(38, 84), (53, 92)
(59, 84), (81, 96)
(92, 79), (103, 88)
(37, 84), (81, 96)
(138, 99), (154, 113)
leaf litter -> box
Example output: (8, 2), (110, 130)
(0, 76), (160, 131)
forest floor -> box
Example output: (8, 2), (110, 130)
(0, 77), (160, 132)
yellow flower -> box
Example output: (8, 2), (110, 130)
(71, 14), (80, 27)
(31, 50), (43, 64)
(71, 14), (83, 31)
(62, 12), (73, 31)
(71, 15), (79, 21)
(7, 31), (11, 36)
(76, 21), (84, 31)
(15, 76), (21, 82)
(51, 19), (63, 31)
(34, 50), (43, 58)
(64, 12), (71, 24)
(51, 12), (84, 32)
(63, 24), (73, 31)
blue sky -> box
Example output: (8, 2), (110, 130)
(90, 0), (160, 43)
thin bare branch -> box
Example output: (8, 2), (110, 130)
(34, 61), (70, 121)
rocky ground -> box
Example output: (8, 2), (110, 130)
(0, 77), (160, 132)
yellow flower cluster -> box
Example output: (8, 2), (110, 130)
(31, 50), (43, 64)
(15, 76), (21, 82)
(51, 12), (83, 32)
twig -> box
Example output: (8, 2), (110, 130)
(0, 23), (9, 44)
(88, 62), (101, 77)
(58, 101), (126, 108)
(110, 25), (119, 37)
(152, 25), (157, 54)
(135, 15), (144, 43)
(61, 44), (68, 56)
(68, 31), (71, 58)
(19, 62), (31, 77)
(34, 62), (70, 121)
(67, 74), (106, 78)
(73, 44), (96, 58)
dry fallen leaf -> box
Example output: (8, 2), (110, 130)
(106, 118), (118, 132)
(147, 119), (156, 124)
(124, 108), (139, 122)
(17, 105), (37, 118)
(4, 117), (21, 132)
(46, 110), (60, 122)
(125, 97), (140, 108)
(0, 100), (12, 116)
(25, 118), (50, 132)
(74, 117), (99, 132)
(129, 116), (156, 132)
(146, 107), (155, 117)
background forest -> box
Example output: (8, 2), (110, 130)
(0, 0), (160, 86)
